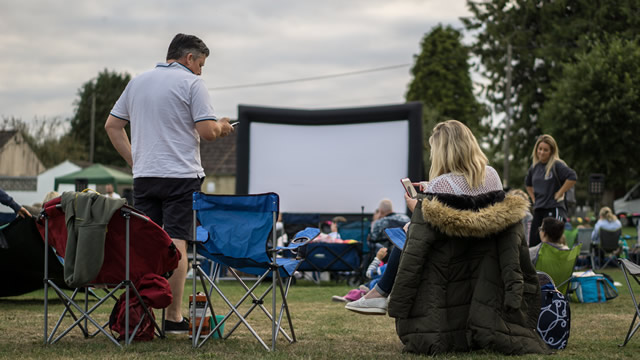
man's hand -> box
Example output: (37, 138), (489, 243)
(17, 207), (31, 218)
(218, 117), (234, 137)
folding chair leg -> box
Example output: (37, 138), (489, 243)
(619, 260), (640, 347)
(193, 265), (271, 350)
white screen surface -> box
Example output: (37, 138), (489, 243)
(248, 120), (410, 214)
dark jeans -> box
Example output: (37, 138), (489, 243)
(373, 246), (402, 296)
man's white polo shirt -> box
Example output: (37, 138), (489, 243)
(110, 62), (217, 178)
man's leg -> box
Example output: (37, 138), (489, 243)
(166, 238), (188, 322)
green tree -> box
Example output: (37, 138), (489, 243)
(69, 69), (131, 167)
(463, 0), (640, 187)
(539, 37), (640, 203)
(406, 24), (488, 178)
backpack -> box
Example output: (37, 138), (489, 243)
(569, 271), (618, 303)
(537, 272), (571, 349)
(109, 290), (156, 342)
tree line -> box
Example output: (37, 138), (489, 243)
(5, 0), (640, 206)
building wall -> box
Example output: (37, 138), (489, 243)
(0, 132), (45, 176)
(201, 175), (236, 194)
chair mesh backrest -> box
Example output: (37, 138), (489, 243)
(193, 192), (278, 267)
(599, 228), (621, 252)
(576, 228), (593, 255)
(535, 243), (582, 294)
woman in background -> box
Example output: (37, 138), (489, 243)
(525, 135), (577, 247)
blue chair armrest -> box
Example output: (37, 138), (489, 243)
(276, 227), (320, 251)
(196, 226), (209, 243)
(384, 227), (406, 250)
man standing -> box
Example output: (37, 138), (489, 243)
(105, 33), (233, 333)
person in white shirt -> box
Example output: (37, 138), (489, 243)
(105, 33), (233, 333)
(104, 184), (121, 199)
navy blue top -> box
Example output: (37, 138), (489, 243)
(525, 161), (577, 210)
(0, 188), (21, 213)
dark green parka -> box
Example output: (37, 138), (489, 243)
(387, 191), (548, 355)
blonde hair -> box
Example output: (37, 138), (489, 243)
(532, 134), (565, 177)
(599, 206), (617, 222)
(429, 120), (487, 189)
(508, 189), (530, 207)
(42, 191), (60, 204)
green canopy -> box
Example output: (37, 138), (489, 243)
(54, 164), (133, 192)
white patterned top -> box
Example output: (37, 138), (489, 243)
(425, 166), (503, 196)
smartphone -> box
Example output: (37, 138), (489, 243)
(230, 121), (240, 127)
(401, 178), (418, 199)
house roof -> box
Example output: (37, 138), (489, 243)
(200, 129), (237, 176)
(0, 130), (18, 149)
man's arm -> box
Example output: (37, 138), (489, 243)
(104, 115), (133, 167)
(195, 117), (233, 141)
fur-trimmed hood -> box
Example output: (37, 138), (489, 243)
(421, 190), (529, 238)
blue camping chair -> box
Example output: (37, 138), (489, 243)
(191, 192), (319, 351)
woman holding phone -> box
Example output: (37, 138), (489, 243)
(345, 120), (546, 355)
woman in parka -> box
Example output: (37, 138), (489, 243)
(346, 120), (548, 355)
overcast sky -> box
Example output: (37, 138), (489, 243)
(0, 0), (472, 124)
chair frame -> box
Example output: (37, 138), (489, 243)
(190, 193), (318, 351)
(535, 242), (582, 296)
(575, 228), (596, 269)
(618, 258), (640, 347)
(42, 205), (165, 347)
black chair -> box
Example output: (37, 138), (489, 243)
(595, 228), (622, 269)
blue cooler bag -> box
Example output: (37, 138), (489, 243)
(569, 270), (618, 303)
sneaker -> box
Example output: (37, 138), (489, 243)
(165, 318), (190, 334)
(332, 289), (366, 302)
(332, 295), (349, 302)
(345, 296), (387, 315)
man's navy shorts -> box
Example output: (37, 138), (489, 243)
(133, 177), (202, 241)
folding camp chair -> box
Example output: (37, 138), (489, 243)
(534, 243), (582, 295)
(618, 258), (640, 347)
(575, 228), (596, 269)
(191, 192), (319, 351)
(594, 228), (622, 269)
(39, 193), (179, 347)
(286, 242), (363, 285)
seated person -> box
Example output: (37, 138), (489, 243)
(591, 206), (623, 265)
(591, 206), (622, 245)
(345, 120), (547, 355)
(332, 247), (388, 302)
(529, 217), (570, 265)
(369, 198), (410, 251)
(327, 216), (347, 239)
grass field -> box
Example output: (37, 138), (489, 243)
(1, 265), (640, 360)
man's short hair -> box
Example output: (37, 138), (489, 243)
(166, 33), (210, 61)
(378, 199), (393, 215)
